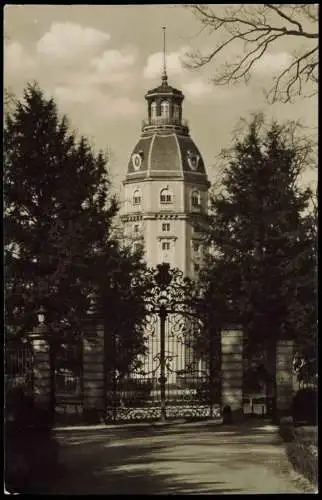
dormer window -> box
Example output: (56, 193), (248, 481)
(161, 100), (169, 119)
(133, 189), (141, 206)
(160, 187), (172, 204)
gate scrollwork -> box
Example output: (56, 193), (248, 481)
(106, 263), (221, 422)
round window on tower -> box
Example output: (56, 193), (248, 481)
(132, 153), (142, 171)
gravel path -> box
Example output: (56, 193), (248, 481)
(43, 420), (315, 494)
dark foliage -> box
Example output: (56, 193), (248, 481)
(5, 386), (60, 494)
(292, 387), (317, 425)
(4, 82), (151, 376)
(197, 115), (317, 365)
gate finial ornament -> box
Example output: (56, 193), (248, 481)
(155, 262), (172, 289)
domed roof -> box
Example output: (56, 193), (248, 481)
(145, 79), (184, 99)
(126, 131), (208, 184)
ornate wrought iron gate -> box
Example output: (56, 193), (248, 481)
(105, 264), (221, 423)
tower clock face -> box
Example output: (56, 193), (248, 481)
(187, 150), (200, 171)
(132, 153), (142, 171)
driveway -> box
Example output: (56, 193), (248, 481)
(44, 420), (314, 494)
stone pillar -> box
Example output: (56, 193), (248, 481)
(29, 329), (51, 408)
(276, 340), (294, 415)
(83, 322), (105, 421)
(221, 327), (244, 412)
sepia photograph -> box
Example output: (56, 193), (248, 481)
(4, 3), (318, 494)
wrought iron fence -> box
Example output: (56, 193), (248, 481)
(142, 117), (189, 129)
(299, 379), (317, 390)
(54, 342), (82, 398)
(5, 341), (34, 395)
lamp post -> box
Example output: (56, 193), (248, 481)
(36, 306), (55, 418)
(154, 263), (172, 422)
(29, 305), (55, 424)
(37, 305), (46, 327)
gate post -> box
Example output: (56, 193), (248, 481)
(221, 326), (244, 414)
(83, 320), (105, 423)
(29, 330), (51, 410)
(276, 340), (294, 417)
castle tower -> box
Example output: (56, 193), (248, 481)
(121, 28), (210, 278)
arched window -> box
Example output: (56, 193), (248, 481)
(161, 100), (169, 119)
(160, 187), (172, 204)
(191, 190), (201, 209)
(133, 189), (141, 206)
(151, 101), (157, 119)
(173, 104), (180, 121)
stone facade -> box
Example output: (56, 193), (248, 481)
(121, 71), (210, 278)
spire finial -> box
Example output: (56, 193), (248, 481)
(162, 26), (167, 84)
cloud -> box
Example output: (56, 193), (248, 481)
(53, 84), (99, 105)
(4, 42), (37, 74)
(37, 22), (110, 58)
(52, 46), (138, 108)
(143, 47), (189, 79)
(53, 84), (141, 118)
(95, 97), (141, 118)
(6, 26), (140, 122)
(90, 48), (137, 83)
(252, 52), (293, 76)
(181, 79), (213, 102)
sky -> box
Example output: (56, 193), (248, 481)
(4, 4), (318, 200)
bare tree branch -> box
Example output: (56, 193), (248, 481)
(265, 4), (303, 32)
(268, 46), (318, 103)
(184, 4), (318, 103)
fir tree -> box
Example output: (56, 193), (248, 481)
(198, 115), (317, 366)
(4, 83), (149, 374)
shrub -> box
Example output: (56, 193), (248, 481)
(279, 414), (318, 488)
(223, 404), (232, 423)
(279, 416), (295, 442)
(286, 434), (318, 486)
(292, 387), (317, 425)
(5, 386), (60, 493)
